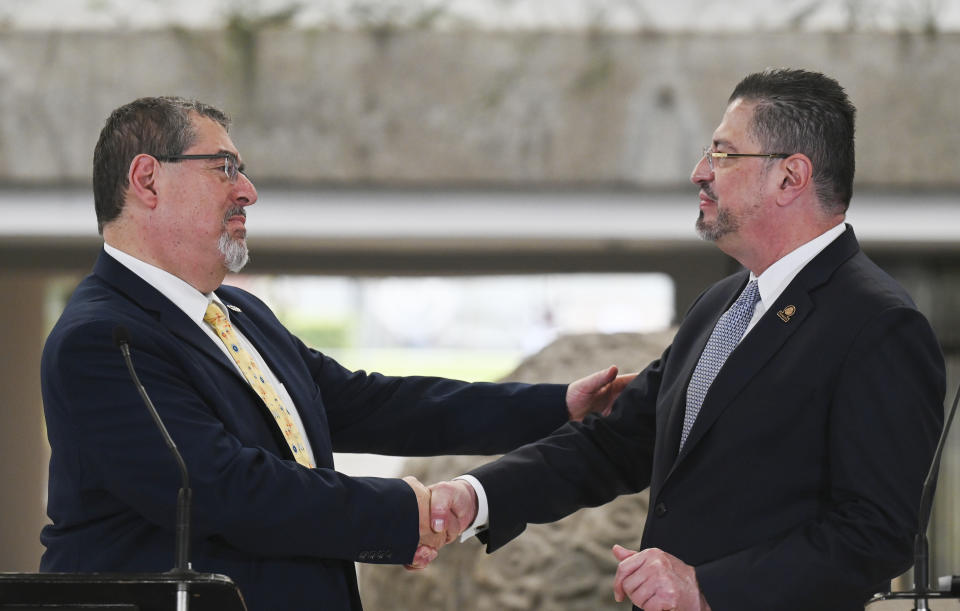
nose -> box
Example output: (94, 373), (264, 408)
(233, 172), (258, 207)
(690, 154), (713, 185)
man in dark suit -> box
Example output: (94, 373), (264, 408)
(39, 96), (632, 611)
(425, 69), (946, 610)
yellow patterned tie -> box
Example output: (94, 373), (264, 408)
(204, 303), (314, 468)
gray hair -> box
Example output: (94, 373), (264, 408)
(730, 68), (856, 214)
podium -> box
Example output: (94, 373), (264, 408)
(0, 572), (246, 610)
(866, 592), (960, 610)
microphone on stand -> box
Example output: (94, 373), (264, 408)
(868, 378), (960, 610)
(113, 326), (195, 611)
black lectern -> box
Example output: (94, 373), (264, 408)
(0, 572), (246, 610)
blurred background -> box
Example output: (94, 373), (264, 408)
(1, 0), (958, 605)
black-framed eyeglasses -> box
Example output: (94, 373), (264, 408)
(156, 153), (245, 183)
(701, 146), (789, 171)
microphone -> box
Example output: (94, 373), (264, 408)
(914, 376), (960, 610)
(868, 378), (960, 610)
(114, 326), (194, 610)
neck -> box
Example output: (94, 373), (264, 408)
(104, 229), (226, 294)
(725, 215), (844, 276)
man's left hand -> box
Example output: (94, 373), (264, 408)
(566, 366), (637, 421)
(611, 545), (711, 611)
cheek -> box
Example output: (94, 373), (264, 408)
(717, 172), (755, 206)
(179, 207), (225, 243)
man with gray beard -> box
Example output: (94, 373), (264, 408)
(38, 96), (631, 611)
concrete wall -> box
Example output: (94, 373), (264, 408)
(1, 29), (958, 188)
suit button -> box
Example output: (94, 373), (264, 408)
(654, 502), (667, 517)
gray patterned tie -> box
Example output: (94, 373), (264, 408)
(681, 280), (760, 449)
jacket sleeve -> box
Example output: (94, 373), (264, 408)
(303, 341), (570, 457)
(229, 288), (571, 457)
(467, 348), (668, 552)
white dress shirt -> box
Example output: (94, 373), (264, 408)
(745, 222), (846, 338)
(458, 222), (847, 540)
(103, 243), (316, 466)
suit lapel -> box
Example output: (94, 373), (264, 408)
(664, 226), (862, 474)
(158, 307), (243, 381)
(94, 251), (240, 378)
(650, 279), (745, 492)
(215, 293), (328, 454)
(94, 250), (329, 463)
(214, 298), (295, 398)
(95, 251), (296, 438)
(675, 290), (814, 461)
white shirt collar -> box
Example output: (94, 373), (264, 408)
(103, 243), (222, 325)
(752, 222), (846, 309)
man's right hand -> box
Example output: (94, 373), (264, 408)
(402, 476), (444, 569)
(402, 478), (478, 570)
(428, 479), (478, 544)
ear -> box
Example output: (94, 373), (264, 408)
(127, 154), (160, 208)
(775, 153), (813, 207)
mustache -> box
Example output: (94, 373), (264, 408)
(223, 206), (246, 223)
(698, 183), (718, 201)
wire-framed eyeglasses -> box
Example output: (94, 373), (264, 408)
(156, 153), (246, 183)
(701, 146), (789, 171)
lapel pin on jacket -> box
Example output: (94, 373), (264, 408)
(777, 305), (796, 322)
(226, 304), (242, 313)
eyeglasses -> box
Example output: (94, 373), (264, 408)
(701, 146), (789, 171)
(156, 153), (246, 183)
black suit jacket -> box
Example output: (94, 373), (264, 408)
(470, 227), (945, 610)
(40, 250), (569, 611)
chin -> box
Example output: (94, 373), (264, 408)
(695, 217), (713, 241)
(218, 233), (249, 273)
(224, 255), (249, 274)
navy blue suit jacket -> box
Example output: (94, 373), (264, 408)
(470, 227), (945, 610)
(40, 250), (568, 610)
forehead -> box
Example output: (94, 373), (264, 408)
(711, 98), (759, 150)
(185, 113), (239, 157)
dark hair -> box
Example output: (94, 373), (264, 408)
(729, 68), (856, 214)
(92, 97), (230, 233)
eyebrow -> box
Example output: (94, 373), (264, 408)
(712, 139), (738, 152)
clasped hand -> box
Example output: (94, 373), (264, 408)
(402, 477), (477, 570)
(405, 484), (710, 610)
(400, 364), (707, 609)
(402, 366), (636, 570)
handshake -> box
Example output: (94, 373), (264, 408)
(397, 366), (637, 570)
(400, 476), (711, 611)
(402, 476), (477, 569)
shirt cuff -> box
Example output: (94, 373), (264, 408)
(453, 474), (489, 542)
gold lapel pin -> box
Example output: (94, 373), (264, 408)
(777, 305), (796, 322)
(226, 304), (242, 313)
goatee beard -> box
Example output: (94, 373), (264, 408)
(696, 207), (737, 242)
(219, 231), (249, 273)
(219, 206), (249, 273)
